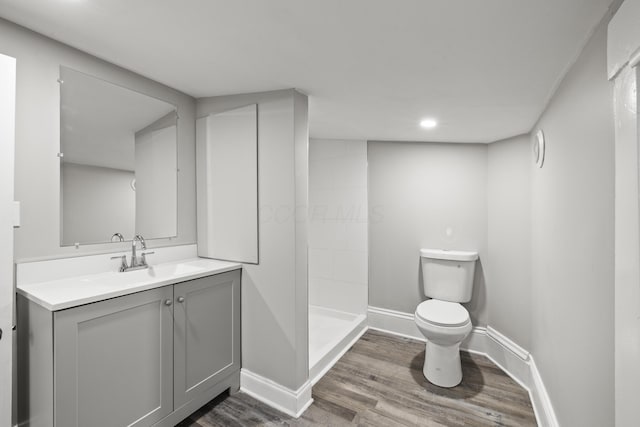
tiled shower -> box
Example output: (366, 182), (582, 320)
(307, 139), (368, 380)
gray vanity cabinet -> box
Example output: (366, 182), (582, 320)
(173, 272), (241, 408)
(17, 269), (241, 427)
(53, 286), (174, 427)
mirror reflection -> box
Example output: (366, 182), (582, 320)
(60, 66), (178, 246)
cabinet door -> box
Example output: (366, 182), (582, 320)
(173, 270), (240, 408)
(54, 286), (174, 427)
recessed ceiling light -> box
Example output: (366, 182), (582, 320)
(420, 118), (437, 129)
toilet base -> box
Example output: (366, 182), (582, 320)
(423, 340), (463, 388)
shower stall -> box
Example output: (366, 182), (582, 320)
(307, 139), (368, 383)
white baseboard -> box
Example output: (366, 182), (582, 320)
(484, 326), (531, 390)
(366, 305), (558, 427)
(367, 305), (423, 340)
(240, 369), (313, 418)
(486, 326), (529, 360)
(529, 356), (559, 427)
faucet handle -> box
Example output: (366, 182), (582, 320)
(141, 251), (155, 266)
(110, 255), (128, 272)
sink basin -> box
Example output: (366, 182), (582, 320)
(147, 259), (212, 277)
(108, 259), (210, 285)
(17, 257), (242, 311)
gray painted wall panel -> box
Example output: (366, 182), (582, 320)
(368, 141), (488, 326)
(293, 91), (310, 387)
(487, 135), (532, 350)
(197, 89), (309, 391)
(531, 18), (614, 426)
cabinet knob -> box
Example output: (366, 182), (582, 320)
(177, 296), (185, 303)
(164, 299), (172, 306)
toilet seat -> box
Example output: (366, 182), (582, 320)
(416, 300), (470, 327)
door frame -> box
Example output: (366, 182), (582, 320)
(608, 1), (640, 424)
(0, 52), (17, 427)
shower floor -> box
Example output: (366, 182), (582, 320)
(308, 305), (366, 383)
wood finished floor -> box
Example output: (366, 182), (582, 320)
(177, 330), (537, 426)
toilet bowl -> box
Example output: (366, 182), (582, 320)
(417, 248), (477, 387)
(415, 299), (472, 387)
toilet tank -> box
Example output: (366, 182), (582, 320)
(420, 249), (478, 303)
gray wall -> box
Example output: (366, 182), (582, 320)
(197, 89), (309, 391)
(368, 141), (488, 326)
(487, 135), (531, 350)
(0, 18), (197, 261)
(530, 19), (614, 426)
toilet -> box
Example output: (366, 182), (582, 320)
(414, 248), (478, 388)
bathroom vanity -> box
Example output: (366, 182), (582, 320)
(16, 257), (241, 427)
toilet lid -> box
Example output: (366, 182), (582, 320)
(416, 300), (470, 327)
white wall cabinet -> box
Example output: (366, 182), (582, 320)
(196, 104), (259, 264)
(17, 270), (241, 427)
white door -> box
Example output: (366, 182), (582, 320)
(0, 53), (16, 427)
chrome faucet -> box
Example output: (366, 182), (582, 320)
(131, 235), (146, 267)
(134, 234), (146, 250)
(111, 235), (154, 272)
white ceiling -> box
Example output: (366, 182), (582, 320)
(0, 0), (613, 143)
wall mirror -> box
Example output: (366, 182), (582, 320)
(59, 66), (178, 246)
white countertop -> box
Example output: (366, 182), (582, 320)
(17, 257), (242, 311)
